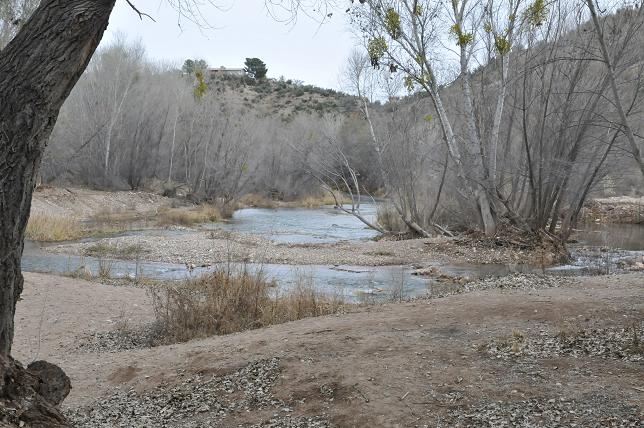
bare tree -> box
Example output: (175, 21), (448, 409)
(351, 0), (528, 235)
(585, 0), (644, 179)
(302, 116), (386, 233)
(340, 49), (453, 236)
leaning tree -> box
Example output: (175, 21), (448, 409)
(0, 0), (336, 358)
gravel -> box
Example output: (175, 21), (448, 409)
(246, 416), (332, 428)
(47, 230), (417, 267)
(75, 323), (162, 353)
(46, 229), (552, 268)
(482, 325), (643, 362)
(429, 273), (573, 299)
(446, 394), (642, 427)
(66, 358), (331, 427)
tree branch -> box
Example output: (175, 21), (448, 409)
(125, 0), (156, 22)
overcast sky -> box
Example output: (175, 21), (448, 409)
(103, 0), (359, 90)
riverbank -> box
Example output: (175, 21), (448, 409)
(31, 187), (635, 269)
(13, 272), (643, 427)
(580, 196), (643, 224)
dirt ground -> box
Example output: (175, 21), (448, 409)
(581, 196), (644, 224)
(31, 186), (177, 220)
(13, 272), (643, 427)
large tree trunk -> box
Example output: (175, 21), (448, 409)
(0, 0), (116, 355)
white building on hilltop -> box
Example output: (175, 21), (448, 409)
(208, 66), (245, 79)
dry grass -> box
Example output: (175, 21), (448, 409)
(237, 192), (349, 209)
(85, 243), (146, 259)
(288, 194), (346, 208)
(149, 269), (345, 344)
(156, 204), (223, 227)
(25, 214), (86, 242)
(238, 193), (278, 209)
(91, 208), (147, 224)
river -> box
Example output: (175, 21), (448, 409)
(22, 204), (644, 300)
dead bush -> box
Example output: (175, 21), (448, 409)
(156, 204), (222, 227)
(149, 268), (345, 344)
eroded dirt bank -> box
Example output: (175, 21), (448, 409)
(13, 272), (643, 427)
(581, 196), (644, 224)
(31, 186), (177, 220)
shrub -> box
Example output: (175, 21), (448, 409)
(156, 204), (222, 227)
(376, 204), (408, 233)
(149, 269), (345, 344)
(85, 243), (146, 259)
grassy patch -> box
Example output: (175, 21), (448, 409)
(289, 194), (345, 208)
(238, 192), (351, 209)
(156, 204), (223, 227)
(149, 269), (345, 344)
(91, 208), (147, 224)
(85, 243), (147, 259)
(26, 214), (85, 242)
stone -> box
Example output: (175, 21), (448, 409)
(27, 360), (72, 406)
(0, 355), (70, 427)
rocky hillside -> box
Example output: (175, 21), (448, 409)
(206, 75), (361, 121)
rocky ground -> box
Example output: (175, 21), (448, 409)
(12, 272), (643, 427)
(45, 229), (558, 268)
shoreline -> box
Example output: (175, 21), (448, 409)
(13, 271), (643, 426)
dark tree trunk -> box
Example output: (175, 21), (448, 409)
(0, 0), (116, 355)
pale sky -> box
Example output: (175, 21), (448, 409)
(103, 0), (358, 90)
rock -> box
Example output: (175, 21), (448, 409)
(27, 361), (71, 406)
(411, 266), (439, 276)
(0, 355), (70, 428)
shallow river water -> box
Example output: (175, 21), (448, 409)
(22, 204), (644, 300)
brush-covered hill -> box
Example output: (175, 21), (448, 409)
(205, 74), (362, 121)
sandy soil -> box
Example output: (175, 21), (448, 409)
(13, 272), (643, 427)
(31, 186), (177, 220)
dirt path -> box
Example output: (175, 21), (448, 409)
(13, 272), (643, 427)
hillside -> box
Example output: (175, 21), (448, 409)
(206, 74), (361, 121)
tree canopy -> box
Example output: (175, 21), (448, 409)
(182, 58), (208, 75)
(244, 57), (268, 80)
